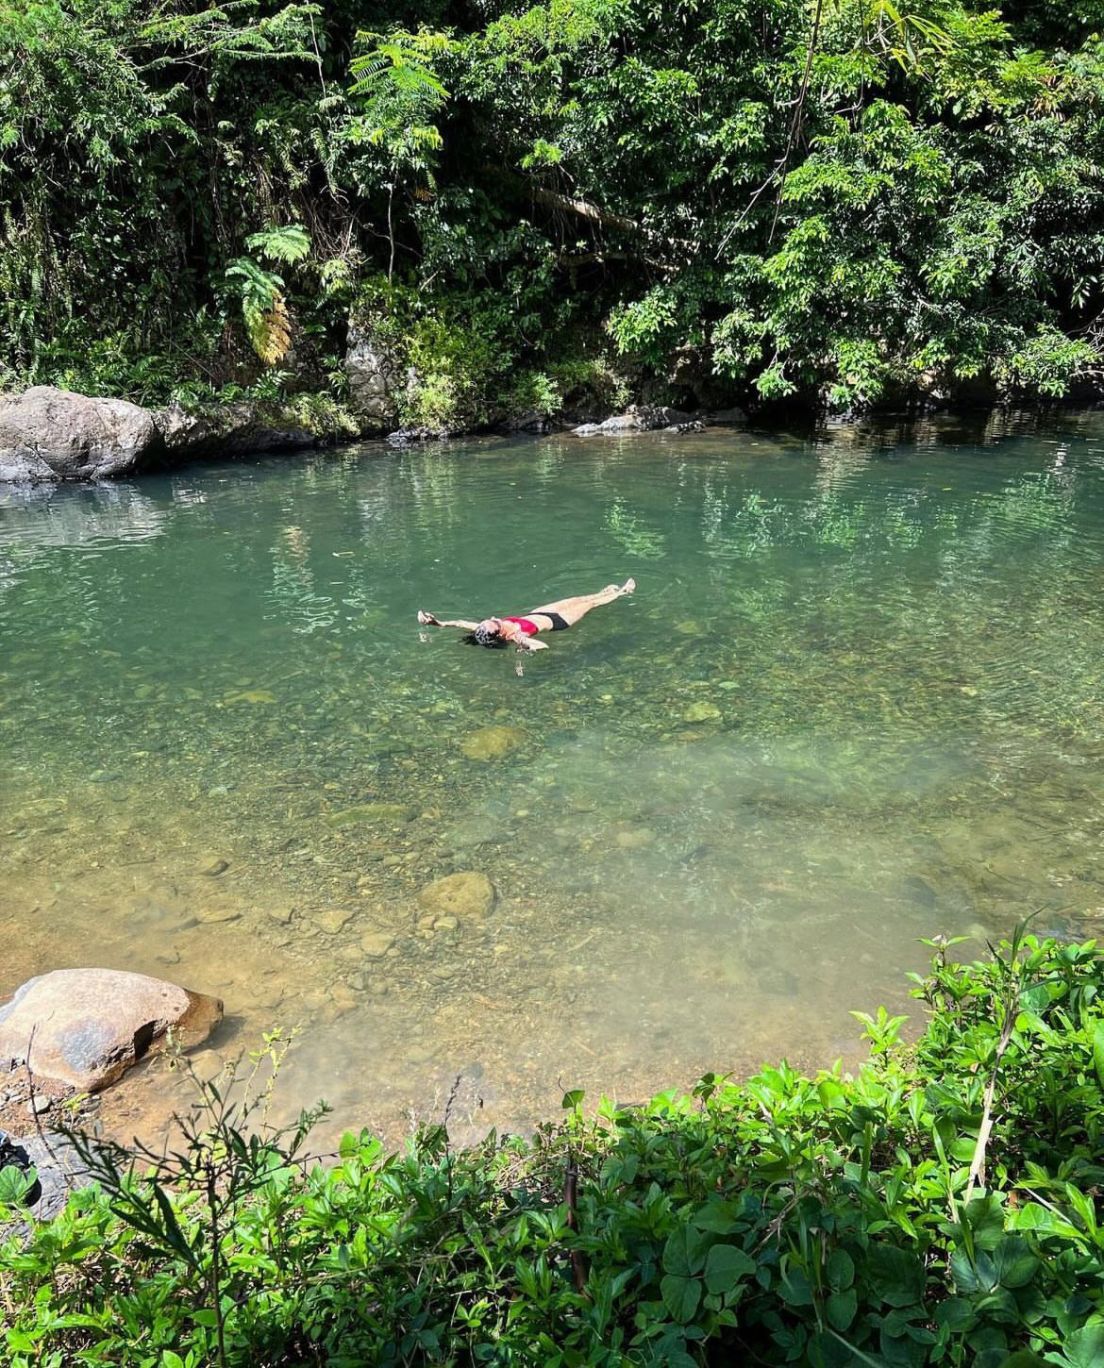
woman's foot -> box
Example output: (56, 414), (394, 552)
(620, 578), (636, 595)
(417, 610), (439, 625)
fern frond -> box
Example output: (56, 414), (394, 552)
(252, 292), (292, 365)
(246, 224), (311, 265)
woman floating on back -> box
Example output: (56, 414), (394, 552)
(418, 578), (635, 652)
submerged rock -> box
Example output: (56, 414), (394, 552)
(314, 907), (356, 935)
(683, 700), (722, 723)
(324, 802), (415, 828)
(194, 904), (240, 924)
(222, 690), (276, 706)
(360, 930), (396, 959)
(0, 969), (222, 1093)
(616, 827), (657, 850)
(418, 871), (496, 922)
(459, 726), (527, 761)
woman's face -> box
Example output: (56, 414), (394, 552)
(480, 616), (521, 644)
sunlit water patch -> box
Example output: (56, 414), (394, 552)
(3, 414), (1104, 1145)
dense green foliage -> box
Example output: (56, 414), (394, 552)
(3, 933), (1104, 1364)
(3, 0), (1104, 426)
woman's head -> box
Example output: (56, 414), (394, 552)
(464, 617), (509, 648)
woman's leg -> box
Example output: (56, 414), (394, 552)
(528, 578), (634, 627)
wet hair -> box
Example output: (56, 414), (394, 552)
(462, 622), (509, 648)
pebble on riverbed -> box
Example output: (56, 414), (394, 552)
(195, 903), (241, 924)
(418, 871), (496, 922)
(314, 907), (356, 935)
(683, 700), (722, 723)
(360, 931), (396, 959)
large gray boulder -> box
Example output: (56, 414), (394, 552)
(0, 387), (322, 482)
(0, 387), (160, 480)
(345, 326), (403, 423)
(0, 969), (223, 1093)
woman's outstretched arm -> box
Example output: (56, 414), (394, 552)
(418, 610), (479, 630)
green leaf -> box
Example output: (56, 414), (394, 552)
(827, 1247), (855, 1291)
(869, 1246), (925, 1306)
(691, 1198), (743, 1234)
(561, 1089), (584, 1111)
(1006, 1202), (1082, 1241)
(991, 1236), (1038, 1289)
(663, 1226), (707, 1278)
(1093, 1020), (1104, 1090)
(997, 1354), (1049, 1368)
(0, 1164), (36, 1205)
(660, 1273), (701, 1324)
(961, 1193), (1007, 1251)
(934, 1297), (976, 1331)
(245, 224), (310, 265)
(703, 1243), (756, 1295)
(779, 1266), (814, 1307)
(827, 1287), (857, 1331)
(1064, 1325), (1104, 1368)
(950, 1249), (998, 1296)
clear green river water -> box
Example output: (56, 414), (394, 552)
(2, 412), (1103, 1145)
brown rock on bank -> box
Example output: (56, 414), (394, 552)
(0, 968), (223, 1093)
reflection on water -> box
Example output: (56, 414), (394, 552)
(3, 413), (1104, 1145)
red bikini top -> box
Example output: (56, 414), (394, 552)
(501, 616), (539, 635)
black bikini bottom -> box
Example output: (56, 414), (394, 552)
(535, 611), (569, 631)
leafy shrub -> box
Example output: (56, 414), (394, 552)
(3, 930), (1104, 1365)
(7, 1), (1104, 419)
(503, 368), (563, 419)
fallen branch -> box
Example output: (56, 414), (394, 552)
(529, 184), (696, 258)
(531, 185), (640, 235)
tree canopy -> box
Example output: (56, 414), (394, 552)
(3, 0), (1104, 425)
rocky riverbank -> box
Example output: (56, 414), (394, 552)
(0, 384), (753, 483)
(0, 968), (222, 1223)
(0, 387), (324, 483)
